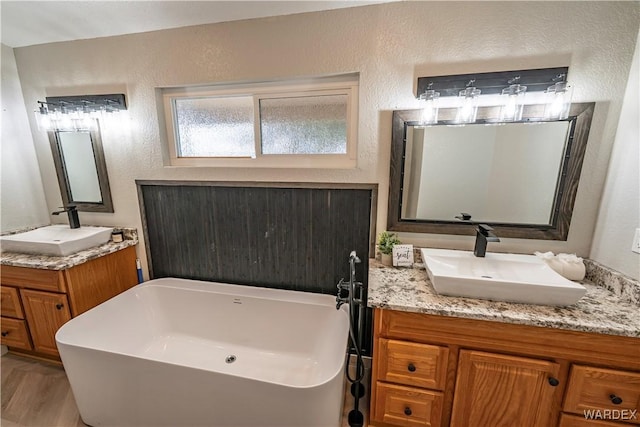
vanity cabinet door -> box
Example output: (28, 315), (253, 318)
(20, 289), (71, 356)
(451, 350), (561, 427)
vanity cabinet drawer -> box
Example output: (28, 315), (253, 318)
(0, 266), (66, 292)
(0, 317), (32, 350)
(377, 339), (449, 390)
(1, 286), (24, 318)
(373, 382), (442, 426)
(373, 382), (443, 427)
(559, 414), (625, 427)
(564, 365), (640, 425)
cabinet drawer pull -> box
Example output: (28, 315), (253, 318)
(1, 331), (8, 337)
(609, 394), (623, 405)
(548, 377), (560, 386)
(404, 407), (412, 416)
(407, 363), (416, 372)
(56, 303), (64, 310)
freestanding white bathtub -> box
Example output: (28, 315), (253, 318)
(56, 277), (350, 427)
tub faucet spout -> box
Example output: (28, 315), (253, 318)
(52, 205), (80, 229)
(474, 224), (500, 257)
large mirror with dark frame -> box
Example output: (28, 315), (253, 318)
(48, 124), (114, 212)
(387, 102), (595, 240)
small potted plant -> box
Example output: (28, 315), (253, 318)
(377, 231), (401, 266)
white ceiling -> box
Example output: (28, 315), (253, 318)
(1, 0), (393, 48)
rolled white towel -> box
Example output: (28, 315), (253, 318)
(534, 251), (564, 275)
(534, 251), (585, 281)
(557, 253), (586, 281)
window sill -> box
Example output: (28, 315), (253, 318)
(166, 155), (357, 169)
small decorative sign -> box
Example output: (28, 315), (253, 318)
(392, 244), (414, 267)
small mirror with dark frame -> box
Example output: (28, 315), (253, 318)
(387, 102), (595, 240)
(48, 123), (114, 212)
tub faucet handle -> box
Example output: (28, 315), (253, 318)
(336, 278), (349, 310)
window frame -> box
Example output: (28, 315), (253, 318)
(162, 77), (358, 168)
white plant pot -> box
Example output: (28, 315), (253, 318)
(381, 253), (393, 266)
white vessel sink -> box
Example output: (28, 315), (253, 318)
(420, 248), (586, 306)
(1, 225), (113, 256)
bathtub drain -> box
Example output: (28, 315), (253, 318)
(225, 355), (236, 364)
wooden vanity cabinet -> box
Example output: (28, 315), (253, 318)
(370, 308), (640, 427)
(1, 246), (137, 359)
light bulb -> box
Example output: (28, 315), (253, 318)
(544, 81), (572, 120)
(58, 114), (74, 130)
(500, 84), (527, 122)
(455, 87), (481, 124)
(34, 110), (53, 131)
(419, 89), (440, 125)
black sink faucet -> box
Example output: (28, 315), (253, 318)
(474, 224), (500, 257)
(52, 205), (80, 229)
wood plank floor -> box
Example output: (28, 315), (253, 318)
(1, 354), (86, 427)
(1, 353), (369, 427)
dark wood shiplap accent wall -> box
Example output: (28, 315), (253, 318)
(137, 182), (375, 295)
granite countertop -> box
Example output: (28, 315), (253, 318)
(368, 260), (640, 338)
(0, 227), (138, 270)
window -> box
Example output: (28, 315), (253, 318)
(161, 75), (358, 168)
(174, 96), (254, 158)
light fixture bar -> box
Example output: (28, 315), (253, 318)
(416, 67), (568, 97)
(45, 94), (127, 112)
(35, 94), (127, 131)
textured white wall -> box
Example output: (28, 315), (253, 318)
(590, 31), (640, 280)
(1, 44), (49, 232)
(11, 2), (640, 274)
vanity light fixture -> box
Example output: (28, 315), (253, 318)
(34, 94), (127, 131)
(415, 67), (571, 124)
(418, 83), (440, 125)
(499, 77), (527, 122)
(34, 101), (98, 132)
(454, 81), (481, 124)
(544, 74), (573, 120)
